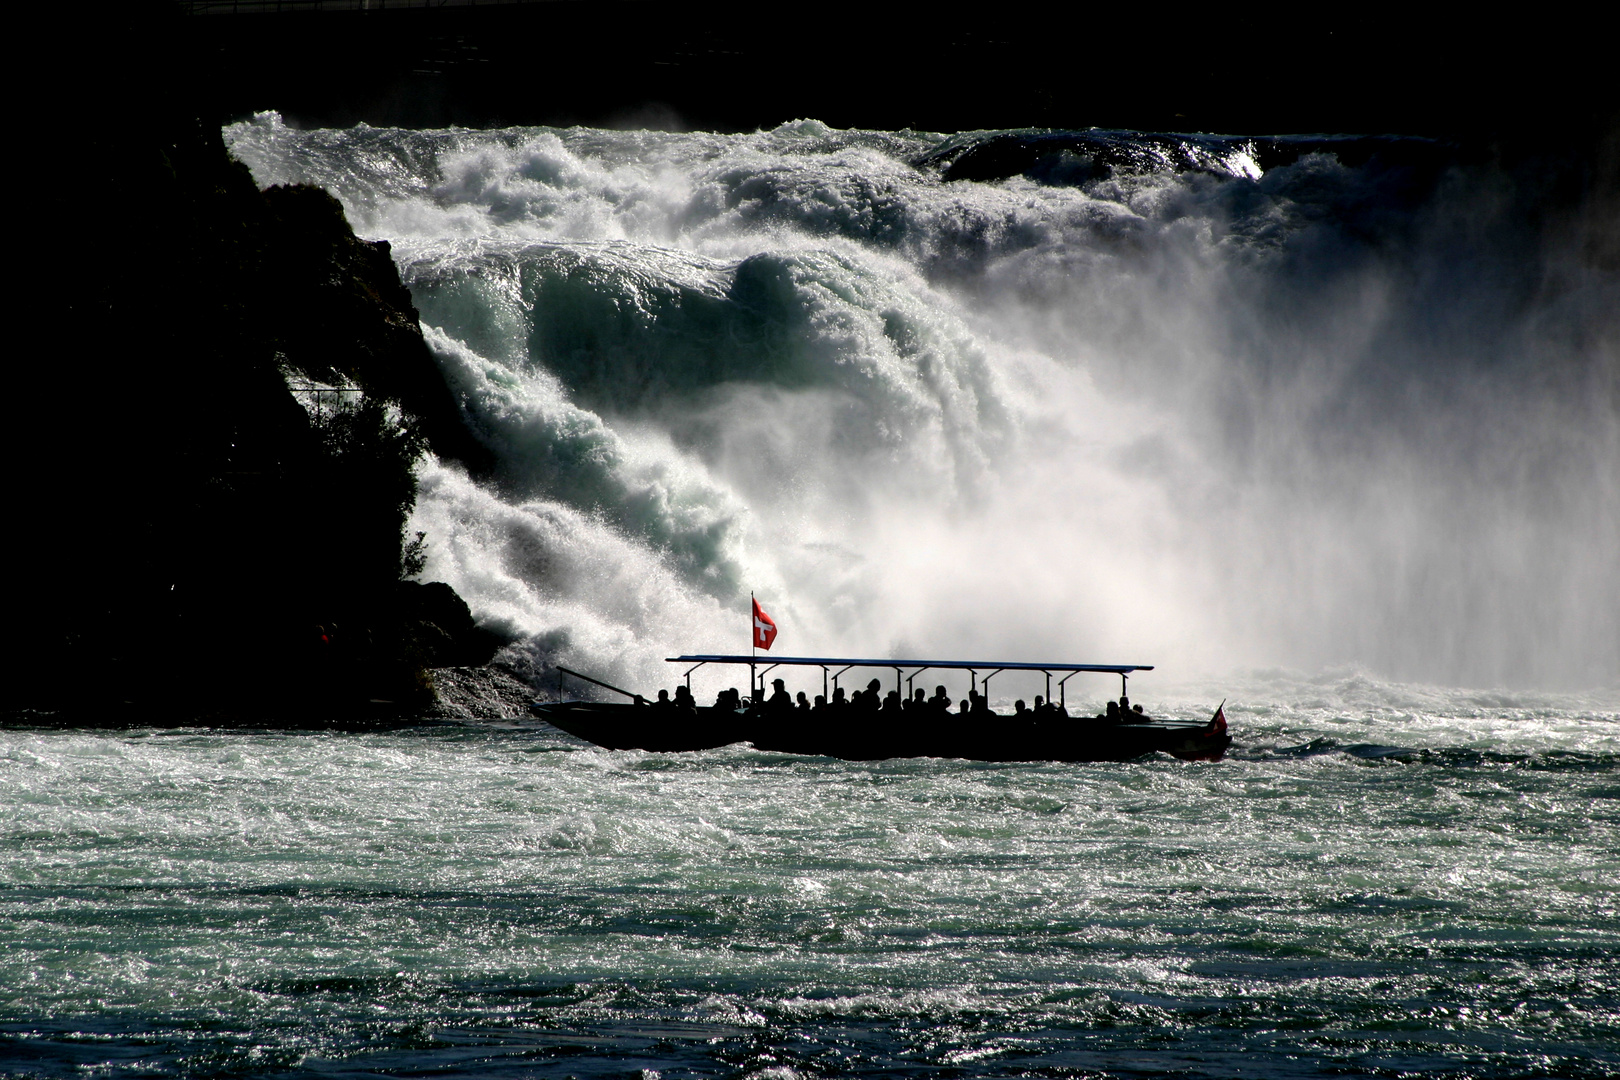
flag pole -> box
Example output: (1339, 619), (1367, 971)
(749, 591), (757, 701)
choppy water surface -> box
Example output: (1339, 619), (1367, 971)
(4, 676), (1618, 1078)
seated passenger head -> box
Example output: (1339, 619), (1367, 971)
(868, 678), (882, 692)
(958, 699), (970, 713)
(773, 678), (786, 690)
(1015, 699), (1026, 713)
(1034, 695), (1044, 708)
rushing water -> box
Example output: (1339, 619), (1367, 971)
(4, 675), (1618, 1078)
(220, 116), (1618, 694)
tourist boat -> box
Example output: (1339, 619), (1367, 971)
(530, 655), (1230, 762)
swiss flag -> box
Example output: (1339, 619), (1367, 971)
(1207, 700), (1227, 736)
(752, 597), (778, 650)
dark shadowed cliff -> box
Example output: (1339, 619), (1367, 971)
(9, 106), (507, 721)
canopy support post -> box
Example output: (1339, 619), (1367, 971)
(759, 662), (781, 698)
(1058, 672), (1079, 710)
(903, 666), (931, 701)
(981, 668), (1005, 704)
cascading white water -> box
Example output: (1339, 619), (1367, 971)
(224, 114), (1619, 697)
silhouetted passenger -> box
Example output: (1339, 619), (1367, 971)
(1014, 699), (1028, 717)
(769, 678), (793, 714)
(832, 686), (848, 710)
(1106, 700), (1121, 723)
(857, 679), (883, 716)
(674, 684), (697, 717)
(931, 685), (952, 714)
(883, 690), (902, 713)
(797, 691), (811, 712)
(651, 689), (674, 713)
(813, 694), (827, 714)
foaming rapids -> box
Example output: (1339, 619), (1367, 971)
(225, 114), (1619, 696)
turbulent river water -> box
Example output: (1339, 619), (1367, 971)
(5, 119), (1616, 1077)
(3, 675), (1618, 1078)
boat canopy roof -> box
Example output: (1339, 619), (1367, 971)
(667, 655), (1152, 674)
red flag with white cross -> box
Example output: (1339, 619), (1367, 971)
(751, 596), (778, 651)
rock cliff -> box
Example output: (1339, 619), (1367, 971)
(9, 111), (506, 721)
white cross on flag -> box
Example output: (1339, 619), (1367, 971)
(751, 597), (778, 650)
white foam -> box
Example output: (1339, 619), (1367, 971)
(226, 116), (1620, 692)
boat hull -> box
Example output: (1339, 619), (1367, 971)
(531, 702), (1230, 762)
(532, 702), (749, 752)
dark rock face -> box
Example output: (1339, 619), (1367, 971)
(258, 183), (491, 471)
(8, 110), (506, 721)
(394, 581), (508, 671)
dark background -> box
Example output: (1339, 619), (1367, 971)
(66, 1), (1615, 139)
